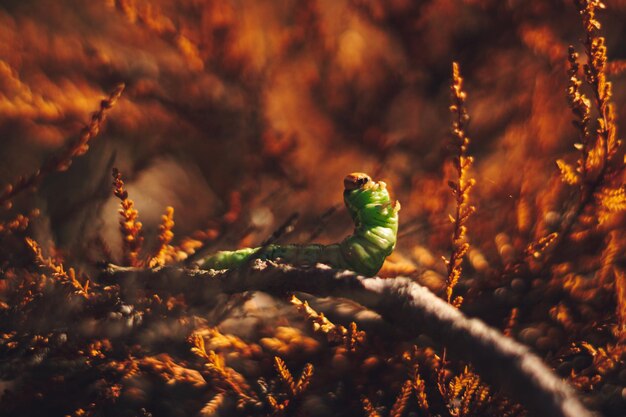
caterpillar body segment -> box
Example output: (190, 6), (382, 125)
(199, 173), (399, 276)
(201, 247), (259, 270)
(200, 243), (352, 271)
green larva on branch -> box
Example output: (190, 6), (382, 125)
(199, 173), (400, 276)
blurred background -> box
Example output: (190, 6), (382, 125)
(1, 0), (625, 272)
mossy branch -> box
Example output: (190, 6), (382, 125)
(102, 262), (593, 417)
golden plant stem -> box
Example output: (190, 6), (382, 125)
(24, 237), (90, 297)
(444, 62), (475, 306)
(0, 212), (34, 234)
(545, 0), (619, 258)
(615, 269), (626, 343)
(148, 206), (175, 267)
(0, 84), (125, 208)
(112, 168), (144, 267)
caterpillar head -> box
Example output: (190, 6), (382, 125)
(344, 172), (372, 191)
(343, 172), (399, 217)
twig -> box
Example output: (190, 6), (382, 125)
(260, 212), (299, 247)
(305, 205), (340, 243)
(0, 84), (125, 208)
(102, 262), (593, 417)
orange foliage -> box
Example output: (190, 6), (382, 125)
(1, 1), (626, 416)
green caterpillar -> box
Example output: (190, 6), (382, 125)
(200, 173), (400, 276)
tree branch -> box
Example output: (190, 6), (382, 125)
(102, 262), (593, 417)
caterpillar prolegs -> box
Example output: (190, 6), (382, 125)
(199, 173), (400, 276)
